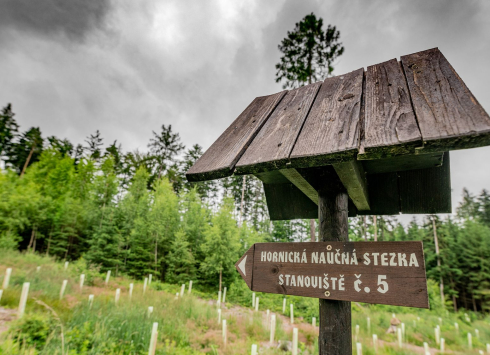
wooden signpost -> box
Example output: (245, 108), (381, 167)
(236, 241), (428, 308)
(186, 48), (490, 354)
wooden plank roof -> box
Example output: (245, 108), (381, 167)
(186, 48), (490, 182)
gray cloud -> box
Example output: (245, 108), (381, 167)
(0, 0), (489, 220)
(0, 0), (113, 42)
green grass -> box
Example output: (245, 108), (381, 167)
(2, 250), (490, 354)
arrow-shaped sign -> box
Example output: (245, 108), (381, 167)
(235, 241), (429, 308)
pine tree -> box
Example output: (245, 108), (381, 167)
(275, 13), (344, 88)
(0, 103), (19, 166)
(84, 130), (104, 161)
(147, 177), (180, 279)
(148, 124), (185, 189)
(201, 197), (241, 289)
(9, 127), (44, 176)
(166, 231), (196, 284)
(122, 167), (152, 277)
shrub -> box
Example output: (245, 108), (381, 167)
(9, 313), (53, 350)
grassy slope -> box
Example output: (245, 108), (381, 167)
(1, 250), (489, 354)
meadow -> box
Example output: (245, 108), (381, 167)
(1, 250), (490, 355)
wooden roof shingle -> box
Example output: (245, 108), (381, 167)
(187, 48), (490, 183)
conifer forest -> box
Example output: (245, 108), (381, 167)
(1, 103), (490, 314)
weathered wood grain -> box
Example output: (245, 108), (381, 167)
(186, 91), (287, 181)
(359, 59), (421, 159)
(358, 172), (400, 216)
(362, 152), (444, 174)
(235, 83), (321, 174)
(318, 172), (351, 355)
(245, 242), (429, 308)
(333, 160), (370, 211)
(290, 68), (364, 168)
(399, 152), (451, 214)
(262, 183), (318, 220)
(401, 48), (490, 151)
(279, 168), (318, 204)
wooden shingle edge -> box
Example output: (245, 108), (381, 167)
(235, 82), (322, 175)
(358, 58), (422, 160)
(186, 91), (287, 182)
(401, 48), (490, 153)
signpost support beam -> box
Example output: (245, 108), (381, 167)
(318, 168), (351, 355)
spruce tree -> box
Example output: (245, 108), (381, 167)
(275, 13), (344, 88)
(166, 231), (196, 284)
(201, 197), (241, 289)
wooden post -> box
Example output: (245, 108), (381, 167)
(222, 319), (227, 345)
(292, 327), (299, 355)
(188, 281), (193, 295)
(105, 270), (111, 286)
(80, 274), (85, 291)
(318, 168), (351, 354)
(148, 322), (158, 355)
(270, 314), (276, 344)
(2, 268), (12, 289)
(60, 280), (68, 300)
(18, 282), (30, 318)
(432, 217), (445, 305)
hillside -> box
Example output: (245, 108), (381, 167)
(1, 250), (490, 354)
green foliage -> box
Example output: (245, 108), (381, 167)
(9, 313), (53, 350)
(166, 231), (197, 284)
(275, 13), (344, 88)
(201, 198), (241, 286)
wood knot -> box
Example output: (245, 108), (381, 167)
(270, 265), (279, 275)
(338, 93), (354, 101)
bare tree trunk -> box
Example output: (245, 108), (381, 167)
(432, 217), (445, 306)
(472, 294), (477, 312)
(363, 216), (367, 240)
(27, 226), (36, 250)
(310, 219), (316, 242)
(20, 143), (36, 178)
(46, 230), (52, 256)
(239, 175), (246, 226)
(373, 216), (377, 241)
(219, 266), (222, 293)
(64, 235), (73, 260)
(451, 277), (458, 312)
(154, 233), (158, 274)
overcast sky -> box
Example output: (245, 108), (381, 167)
(1, 0), (489, 222)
